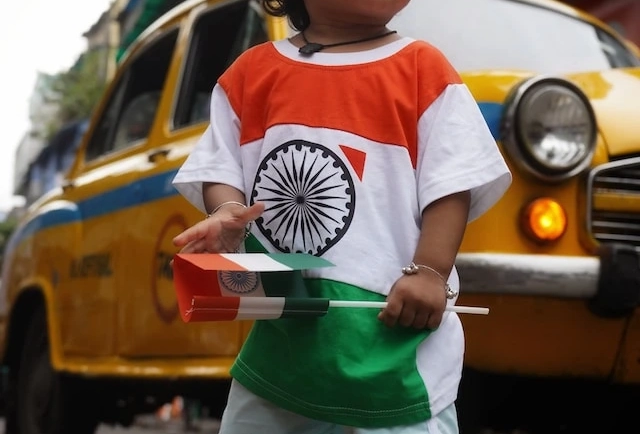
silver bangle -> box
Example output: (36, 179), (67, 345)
(207, 201), (247, 216)
(206, 201), (252, 239)
(401, 262), (458, 300)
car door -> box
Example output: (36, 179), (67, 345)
(56, 27), (179, 357)
(116, 0), (271, 357)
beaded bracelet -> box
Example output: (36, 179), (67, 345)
(401, 262), (458, 299)
(206, 201), (252, 239)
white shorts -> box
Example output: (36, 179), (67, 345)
(218, 379), (459, 434)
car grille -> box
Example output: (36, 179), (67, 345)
(587, 157), (640, 247)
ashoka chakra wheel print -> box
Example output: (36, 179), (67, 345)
(251, 140), (355, 255)
(218, 271), (260, 294)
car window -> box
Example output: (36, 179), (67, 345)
(597, 28), (639, 68)
(84, 29), (178, 161)
(173, 0), (268, 129)
(113, 91), (161, 151)
(389, 0), (640, 74)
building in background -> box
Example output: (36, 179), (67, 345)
(83, 0), (128, 82)
(11, 0), (127, 208)
(28, 73), (59, 138)
(563, 0), (640, 47)
(15, 120), (88, 207)
(12, 0), (192, 209)
(14, 132), (45, 200)
(23, 120), (89, 206)
(13, 72), (59, 199)
(82, 11), (112, 83)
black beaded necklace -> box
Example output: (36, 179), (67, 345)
(298, 30), (398, 56)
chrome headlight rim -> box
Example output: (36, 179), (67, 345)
(502, 75), (598, 183)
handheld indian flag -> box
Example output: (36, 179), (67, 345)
(172, 253), (489, 322)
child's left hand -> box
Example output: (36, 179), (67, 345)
(378, 272), (447, 330)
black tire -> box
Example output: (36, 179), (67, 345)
(9, 306), (98, 434)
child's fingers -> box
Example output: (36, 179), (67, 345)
(413, 311), (430, 330)
(170, 238), (208, 268)
(398, 307), (417, 328)
(172, 202), (264, 249)
(179, 238), (208, 254)
(173, 220), (211, 247)
(426, 310), (443, 330)
(377, 295), (403, 327)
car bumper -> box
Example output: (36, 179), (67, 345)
(456, 243), (640, 317)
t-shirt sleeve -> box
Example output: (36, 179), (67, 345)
(416, 83), (512, 222)
(171, 84), (244, 214)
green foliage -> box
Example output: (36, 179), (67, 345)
(0, 218), (17, 267)
(0, 218), (16, 242)
(48, 49), (107, 135)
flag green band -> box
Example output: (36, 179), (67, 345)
(281, 298), (330, 318)
(268, 253), (334, 270)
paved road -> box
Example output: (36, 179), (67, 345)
(1, 417), (534, 434)
(0, 416), (221, 434)
(100, 416), (221, 434)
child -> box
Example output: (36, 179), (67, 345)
(172, 0), (511, 432)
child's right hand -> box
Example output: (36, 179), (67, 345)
(173, 202), (265, 254)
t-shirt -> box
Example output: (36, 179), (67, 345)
(173, 37), (512, 428)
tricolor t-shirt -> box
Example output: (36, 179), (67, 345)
(173, 37), (511, 428)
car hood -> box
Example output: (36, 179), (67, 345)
(569, 68), (640, 157)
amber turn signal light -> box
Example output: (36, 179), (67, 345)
(521, 198), (567, 243)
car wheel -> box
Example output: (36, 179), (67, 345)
(15, 306), (98, 434)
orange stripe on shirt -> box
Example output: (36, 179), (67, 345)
(219, 40), (462, 167)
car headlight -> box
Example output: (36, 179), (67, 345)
(502, 76), (597, 182)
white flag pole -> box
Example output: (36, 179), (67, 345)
(328, 300), (489, 315)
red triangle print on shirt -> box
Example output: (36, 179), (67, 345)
(339, 145), (366, 182)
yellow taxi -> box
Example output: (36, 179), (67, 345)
(1, 0), (639, 432)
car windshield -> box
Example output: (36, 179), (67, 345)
(389, 0), (640, 74)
